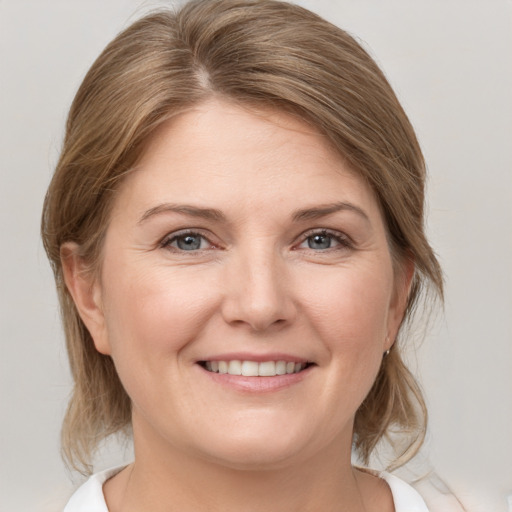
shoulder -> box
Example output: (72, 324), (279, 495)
(380, 471), (467, 512)
(63, 466), (124, 512)
(380, 472), (430, 512)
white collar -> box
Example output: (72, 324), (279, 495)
(64, 465), (429, 512)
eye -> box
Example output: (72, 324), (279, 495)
(297, 230), (352, 251)
(307, 232), (333, 250)
(161, 231), (213, 252)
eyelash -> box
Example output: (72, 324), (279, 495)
(160, 229), (216, 253)
(296, 229), (354, 252)
(159, 228), (354, 254)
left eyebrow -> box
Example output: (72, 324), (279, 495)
(292, 201), (370, 223)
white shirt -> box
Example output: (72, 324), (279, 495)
(63, 466), (430, 511)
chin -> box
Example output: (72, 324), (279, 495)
(199, 438), (304, 471)
(188, 417), (321, 471)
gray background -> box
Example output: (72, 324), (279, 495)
(1, 1), (511, 511)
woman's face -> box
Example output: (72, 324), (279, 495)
(78, 99), (409, 469)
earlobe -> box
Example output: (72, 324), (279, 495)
(60, 243), (111, 355)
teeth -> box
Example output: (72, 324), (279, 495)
(241, 361), (259, 376)
(275, 361), (287, 375)
(228, 360), (242, 375)
(258, 361), (276, 376)
(203, 360), (309, 376)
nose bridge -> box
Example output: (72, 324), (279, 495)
(222, 240), (295, 331)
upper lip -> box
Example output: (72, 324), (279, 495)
(197, 352), (312, 363)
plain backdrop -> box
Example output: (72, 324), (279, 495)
(1, 1), (511, 511)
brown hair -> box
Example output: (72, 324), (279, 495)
(41, 0), (443, 474)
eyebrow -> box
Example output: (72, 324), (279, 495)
(138, 204), (226, 224)
(292, 202), (370, 223)
(138, 201), (370, 225)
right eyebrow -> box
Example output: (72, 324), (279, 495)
(138, 203), (226, 224)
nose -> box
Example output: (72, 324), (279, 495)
(220, 246), (297, 332)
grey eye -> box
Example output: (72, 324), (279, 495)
(307, 233), (332, 250)
(175, 234), (203, 251)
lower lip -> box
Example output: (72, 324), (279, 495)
(197, 364), (313, 393)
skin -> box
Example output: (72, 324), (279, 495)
(63, 99), (412, 512)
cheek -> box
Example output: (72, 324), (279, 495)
(101, 262), (220, 360)
(299, 261), (393, 407)
(301, 263), (393, 350)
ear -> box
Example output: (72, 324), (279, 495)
(60, 242), (111, 355)
(385, 256), (415, 351)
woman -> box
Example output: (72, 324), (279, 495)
(41, 1), (455, 510)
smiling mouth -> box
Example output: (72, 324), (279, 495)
(198, 360), (314, 377)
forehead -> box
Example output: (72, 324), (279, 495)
(112, 99), (382, 224)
